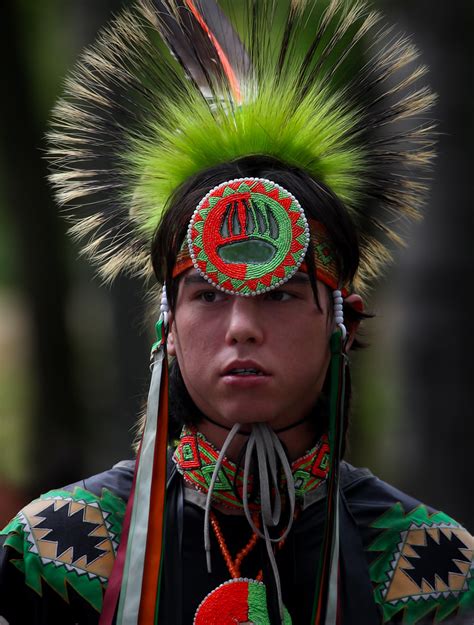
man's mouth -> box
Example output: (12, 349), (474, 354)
(222, 361), (269, 377)
(227, 368), (265, 376)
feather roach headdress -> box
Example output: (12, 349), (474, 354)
(49, 0), (435, 296)
(47, 1), (436, 624)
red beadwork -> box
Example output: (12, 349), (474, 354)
(211, 511), (262, 580)
(211, 510), (292, 581)
(193, 579), (252, 624)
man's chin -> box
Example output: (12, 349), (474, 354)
(217, 412), (281, 428)
(198, 400), (289, 429)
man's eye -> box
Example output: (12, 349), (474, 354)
(199, 291), (222, 303)
(265, 290), (292, 302)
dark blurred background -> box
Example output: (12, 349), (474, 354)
(0, 0), (472, 528)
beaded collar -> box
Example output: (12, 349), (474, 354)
(173, 425), (330, 511)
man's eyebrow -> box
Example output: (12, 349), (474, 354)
(286, 273), (310, 285)
(183, 273), (210, 286)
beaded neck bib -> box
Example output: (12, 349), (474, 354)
(173, 425), (330, 511)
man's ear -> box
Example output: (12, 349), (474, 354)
(166, 312), (176, 357)
(344, 294), (364, 351)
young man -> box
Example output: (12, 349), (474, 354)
(0, 1), (473, 624)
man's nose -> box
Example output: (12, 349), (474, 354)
(224, 296), (265, 345)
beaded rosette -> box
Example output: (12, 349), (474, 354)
(187, 178), (310, 296)
(194, 578), (292, 624)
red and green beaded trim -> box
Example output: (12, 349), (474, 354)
(173, 426), (330, 511)
(187, 178), (310, 296)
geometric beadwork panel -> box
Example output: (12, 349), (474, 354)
(291, 438), (330, 498)
(1, 487), (125, 612)
(20, 496), (118, 582)
(383, 524), (473, 603)
(369, 503), (474, 624)
(178, 435), (201, 470)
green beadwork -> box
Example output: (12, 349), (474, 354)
(247, 581), (292, 624)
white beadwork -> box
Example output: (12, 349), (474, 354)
(332, 289), (347, 340)
(160, 285), (169, 328)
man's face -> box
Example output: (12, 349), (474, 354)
(167, 270), (334, 429)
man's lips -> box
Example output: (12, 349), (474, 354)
(221, 360), (270, 377)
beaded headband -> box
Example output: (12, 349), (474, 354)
(173, 178), (349, 297)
